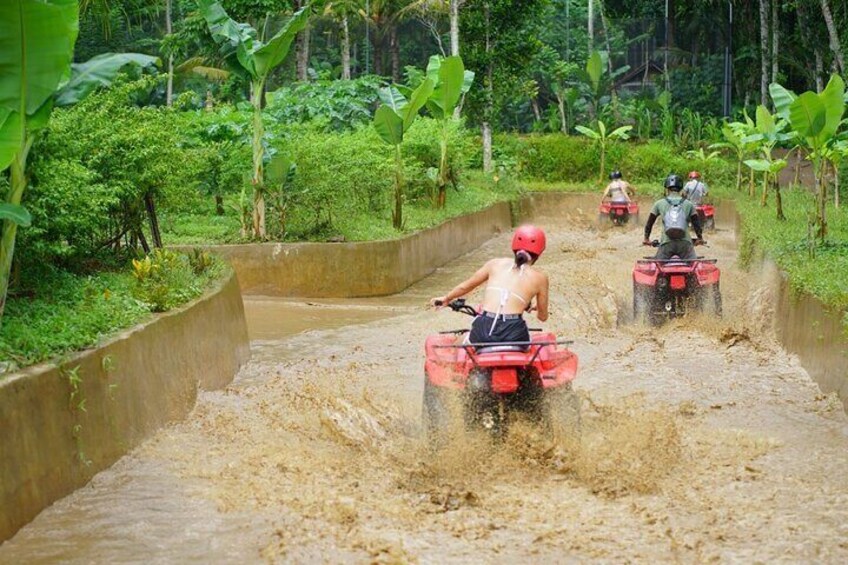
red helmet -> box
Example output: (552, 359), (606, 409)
(688, 170), (701, 179)
(512, 225), (546, 257)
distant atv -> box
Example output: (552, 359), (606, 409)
(632, 240), (722, 325)
(599, 200), (639, 226)
(423, 299), (579, 442)
(696, 204), (716, 231)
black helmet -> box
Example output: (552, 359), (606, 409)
(609, 170), (622, 180)
(664, 174), (683, 191)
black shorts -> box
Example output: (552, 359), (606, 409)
(468, 312), (530, 346)
(656, 239), (697, 260)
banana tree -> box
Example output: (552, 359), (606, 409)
(0, 0), (158, 322)
(198, 0), (315, 239)
(787, 74), (845, 241)
(575, 120), (632, 184)
(742, 105), (792, 208)
(374, 78), (435, 229)
(420, 55), (473, 208)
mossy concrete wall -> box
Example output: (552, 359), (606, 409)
(200, 202), (513, 297)
(761, 261), (848, 409)
(0, 272), (250, 542)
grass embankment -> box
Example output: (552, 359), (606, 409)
(0, 251), (226, 374)
(737, 189), (848, 313)
(162, 173), (581, 245)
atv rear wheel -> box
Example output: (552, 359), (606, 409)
(697, 283), (723, 317)
(547, 385), (582, 445)
(423, 379), (452, 445)
(632, 282), (653, 325)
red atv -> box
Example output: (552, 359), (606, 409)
(424, 299), (579, 441)
(696, 204), (716, 231)
(599, 200), (639, 226)
(632, 241), (722, 325)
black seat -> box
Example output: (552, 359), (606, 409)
(475, 345), (529, 354)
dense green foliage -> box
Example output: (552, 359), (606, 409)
(0, 251), (225, 371)
(500, 135), (736, 187)
(22, 79), (207, 271)
(738, 190), (848, 310)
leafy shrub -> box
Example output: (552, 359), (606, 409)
(23, 78), (208, 273)
(504, 134), (735, 187)
(265, 76), (384, 132)
(131, 249), (219, 313)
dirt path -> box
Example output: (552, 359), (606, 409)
(2, 201), (847, 564)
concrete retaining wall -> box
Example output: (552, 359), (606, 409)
(198, 202), (514, 297)
(759, 260), (848, 409)
(0, 272), (250, 542)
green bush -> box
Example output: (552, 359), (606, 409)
(502, 134), (736, 188)
(23, 78), (208, 273)
(131, 249), (221, 313)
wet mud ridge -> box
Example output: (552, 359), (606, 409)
(2, 205), (847, 563)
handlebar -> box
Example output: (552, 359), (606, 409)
(642, 238), (707, 247)
(435, 298), (478, 317)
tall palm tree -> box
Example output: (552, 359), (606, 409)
(365, 0), (412, 79)
(325, 0), (364, 79)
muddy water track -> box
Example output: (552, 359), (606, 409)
(2, 199), (847, 563)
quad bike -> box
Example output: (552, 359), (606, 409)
(632, 240), (722, 325)
(423, 299), (579, 442)
(695, 204), (716, 231)
(599, 200), (639, 226)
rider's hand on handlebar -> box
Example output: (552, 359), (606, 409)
(430, 296), (448, 308)
(642, 238), (652, 246)
(694, 238), (706, 246)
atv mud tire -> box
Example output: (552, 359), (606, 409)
(547, 385), (582, 444)
(423, 380), (452, 445)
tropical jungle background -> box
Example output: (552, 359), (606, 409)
(2, 0), (848, 370)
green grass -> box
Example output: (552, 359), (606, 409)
(0, 255), (227, 374)
(162, 171), (526, 244)
(737, 188), (848, 311)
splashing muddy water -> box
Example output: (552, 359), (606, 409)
(2, 196), (847, 563)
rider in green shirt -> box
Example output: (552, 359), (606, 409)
(642, 174), (704, 260)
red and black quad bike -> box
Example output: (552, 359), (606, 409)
(695, 204), (716, 231)
(423, 299), (579, 443)
(632, 241), (722, 325)
(599, 200), (640, 226)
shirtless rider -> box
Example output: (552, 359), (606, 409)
(601, 170), (634, 203)
(430, 225), (549, 346)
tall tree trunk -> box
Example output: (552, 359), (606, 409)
(0, 136), (33, 322)
(771, 0), (778, 84)
(482, 2), (494, 173)
(482, 122), (493, 173)
(531, 98), (541, 122)
(251, 80), (267, 239)
(556, 92), (567, 133)
(450, 0), (460, 56)
(774, 177), (785, 220)
(144, 192), (163, 248)
(296, 23), (311, 81)
(389, 24), (400, 82)
(819, 0), (845, 74)
(587, 0), (594, 53)
(372, 33), (384, 76)
(759, 0), (769, 106)
(165, 0), (173, 106)
(341, 13), (351, 80)
(815, 49), (824, 92)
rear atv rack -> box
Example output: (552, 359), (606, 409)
(434, 339), (574, 367)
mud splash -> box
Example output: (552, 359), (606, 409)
(1, 197), (847, 563)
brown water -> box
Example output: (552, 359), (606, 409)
(2, 196), (847, 563)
